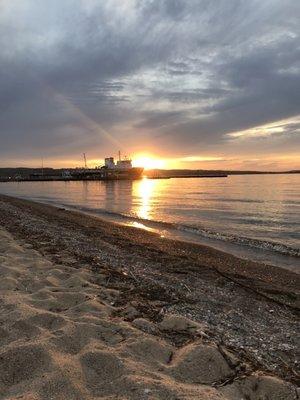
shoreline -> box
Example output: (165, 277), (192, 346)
(0, 194), (299, 398)
(0, 187), (298, 272)
(59, 204), (300, 273)
(1, 194), (299, 297)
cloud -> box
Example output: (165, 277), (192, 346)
(227, 117), (300, 139)
(0, 0), (299, 167)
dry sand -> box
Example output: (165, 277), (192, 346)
(0, 195), (299, 399)
(0, 227), (226, 399)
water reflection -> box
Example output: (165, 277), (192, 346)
(104, 181), (117, 210)
(103, 180), (133, 213)
(134, 178), (158, 220)
(82, 181), (89, 201)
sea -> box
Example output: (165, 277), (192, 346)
(0, 174), (299, 272)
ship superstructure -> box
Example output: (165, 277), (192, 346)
(104, 156), (133, 170)
(71, 153), (144, 181)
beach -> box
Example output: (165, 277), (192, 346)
(0, 194), (299, 399)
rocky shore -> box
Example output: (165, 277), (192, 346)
(0, 194), (299, 399)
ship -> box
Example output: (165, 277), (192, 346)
(72, 153), (144, 181)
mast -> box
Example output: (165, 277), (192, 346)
(83, 153), (87, 169)
(118, 150), (121, 162)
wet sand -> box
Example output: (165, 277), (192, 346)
(0, 194), (299, 399)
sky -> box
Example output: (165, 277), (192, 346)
(0, 0), (299, 170)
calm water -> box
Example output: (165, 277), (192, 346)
(0, 174), (299, 269)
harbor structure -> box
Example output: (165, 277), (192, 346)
(73, 154), (144, 180)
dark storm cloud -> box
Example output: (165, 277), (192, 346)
(134, 110), (186, 129)
(0, 0), (299, 163)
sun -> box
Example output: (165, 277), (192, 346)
(132, 155), (166, 170)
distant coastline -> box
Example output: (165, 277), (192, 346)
(0, 167), (299, 182)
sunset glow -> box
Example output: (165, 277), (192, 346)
(132, 155), (167, 170)
(0, 1), (299, 172)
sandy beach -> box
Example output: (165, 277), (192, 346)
(0, 194), (299, 399)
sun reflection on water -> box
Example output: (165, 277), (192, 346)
(135, 178), (158, 220)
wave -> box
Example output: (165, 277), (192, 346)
(206, 198), (266, 204)
(63, 203), (300, 258)
(177, 225), (300, 258)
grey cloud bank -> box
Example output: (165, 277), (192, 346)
(0, 0), (299, 168)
